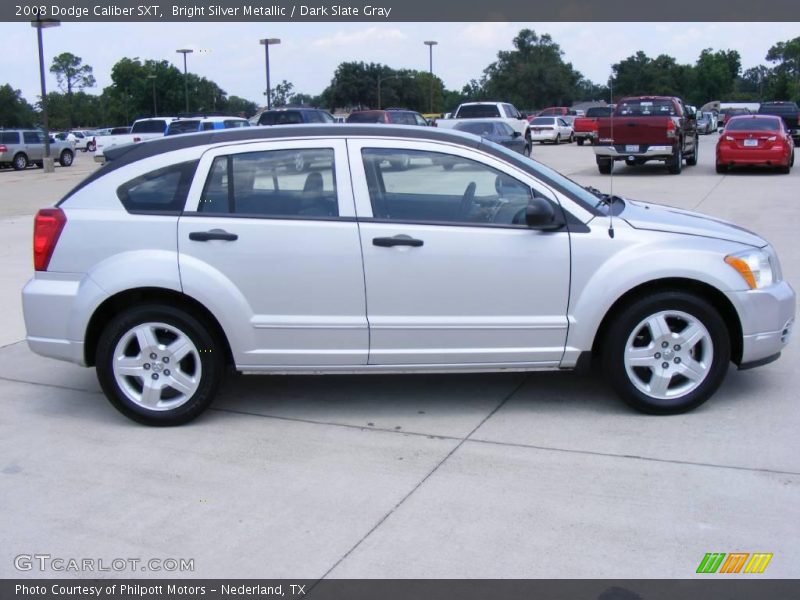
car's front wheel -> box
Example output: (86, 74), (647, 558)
(602, 292), (730, 414)
(96, 305), (224, 426)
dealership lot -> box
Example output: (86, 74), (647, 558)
(1, 138), (798, 578)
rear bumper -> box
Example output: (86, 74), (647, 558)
(530, 131), (559, 141)
(717, 146), (790, 166)
(594, 144), (676, 159)
(726, 280), (796, 367)
(574, 131), (596, 140)
(22, 273), (107, 367)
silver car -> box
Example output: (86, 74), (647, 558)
(0, 129), (75, 170)
(21, 125), (795, 425)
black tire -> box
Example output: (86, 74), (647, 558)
(568, 133), (574, 143)
(96, 304), (224, 426)
(625, 158), (637, 167)
(667, 147), (683, 174)
(597, 158), (613, 175)
(791, 151), (795, 167)
(686, 137), (698, 166)
(715, 163), (727, 174)
(59, 150), (74, 167)
(87, 141), (96, 152)
(523, 143), (532, 157)
(13, 153), (28, 171)
(554, 134), (561, 145)
(602, 291), (730, 415)
(577, 138), (585, 146)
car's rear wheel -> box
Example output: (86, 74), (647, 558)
(59, 150), (74, 167)
(597, 158), (613, 174)
(13, 153), (28, 171)
(602, 292), (730, 414)
(87, 141), (96, 152)
(577, 138), (585, 146)
(667, 147), (683, 174)
(686, 137), (698, 166)
(96, 305), (224, 426)
(554, 134), (561, 144)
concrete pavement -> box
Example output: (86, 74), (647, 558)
(1, 136), (798, 579)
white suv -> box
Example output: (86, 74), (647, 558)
(22, 125), (795, 425)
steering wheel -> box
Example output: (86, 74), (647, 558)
(461, 182), (477, 219)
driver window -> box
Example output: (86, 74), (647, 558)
(361, 148), (534, 226)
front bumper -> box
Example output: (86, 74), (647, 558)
(726, 280), (796, 368)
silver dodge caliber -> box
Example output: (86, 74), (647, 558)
(22, 125), (795, 425)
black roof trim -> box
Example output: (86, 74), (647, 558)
(104, 124), (481, 167)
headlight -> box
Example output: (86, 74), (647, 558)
(724, 249), (774, 289)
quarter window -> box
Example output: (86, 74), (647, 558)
(117, 161), (198, 213)
(361, 148), (534, 226)
(198, 148), (338, 218)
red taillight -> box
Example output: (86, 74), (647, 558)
(666, 119), (677, 138)
(0, 144), (7, 153)
(33, 208), (66, 271)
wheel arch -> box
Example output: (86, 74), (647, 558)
(84, 287), (234, 368)
(591, 277), (743, 366)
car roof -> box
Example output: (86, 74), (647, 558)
(101, 124), (481, 169)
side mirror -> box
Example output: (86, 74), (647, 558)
(525, 198), (563, 231)
(512, 131), (522, 138)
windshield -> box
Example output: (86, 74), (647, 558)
(456, 105), (501, 118)
(481, 138), (604, 216)
(615, 99), (676, 116)
(758, 103), (799, 115)
(726, 117), (780, 131)
(167, 121), (201, 135)
(586, 107), (612, 117)
(131, 120), (169, 134)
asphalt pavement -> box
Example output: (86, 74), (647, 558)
(1, 137), (798, 579)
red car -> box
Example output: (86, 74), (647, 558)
(716, 115), (795, 174)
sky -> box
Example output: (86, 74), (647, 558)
(1, 21), (799, 105)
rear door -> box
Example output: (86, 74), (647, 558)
(23, 131), (44, 161)
(178, 139), (368, 368)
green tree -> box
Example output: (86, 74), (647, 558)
(49, 52), (96, 127)
(0, 83), (38, 127)
(766, 37), (800, 100)
(270, 80), (294, 108)
(690, 48), (741, 105)
(481, 29), (583, 109)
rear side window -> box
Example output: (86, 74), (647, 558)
(23, 131), (43, 144)
(197, 149), (338, 218)
(1, 132), (20, 144)
(117, 161), (197, 213)
(223, 120), (249, 129)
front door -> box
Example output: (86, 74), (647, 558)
(347, 140), (571, 366)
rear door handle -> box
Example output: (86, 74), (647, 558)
(373, 235), (424, 248)
(189, 229), (238, 242)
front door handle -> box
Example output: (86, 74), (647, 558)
(373, 235), (424, 248)
(189, 229), (238, 242)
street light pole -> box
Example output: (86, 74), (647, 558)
(424, 40), (438, 114)
(176, 48), (193, 113)
(147, 75), (157, 117)
(259, 38), (281, 110)
(31, 16), (60, 173)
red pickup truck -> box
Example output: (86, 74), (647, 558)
(573, 106), (614, 146)
(593, 96), (698, 174)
